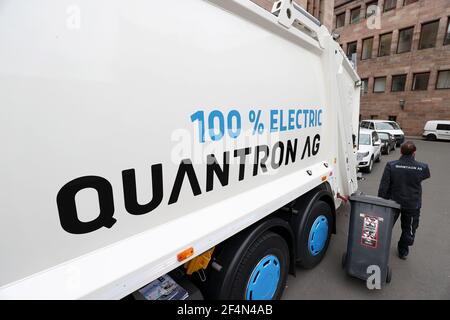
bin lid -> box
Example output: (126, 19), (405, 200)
(349, 194), (401, 210)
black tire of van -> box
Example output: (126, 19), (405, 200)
(375, 152), (381, 163)
(297, 201), (334, 269)
(426, 134), (437, 141)
(364, 157), (374, 173)
(228, 232), (290, 300)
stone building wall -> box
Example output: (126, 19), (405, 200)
(333, 0), (450, 135)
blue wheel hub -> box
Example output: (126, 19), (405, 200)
(245, 255), (280, 300)
(308, 215), (329, 256)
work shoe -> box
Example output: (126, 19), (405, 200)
(398, 247), (408, 260)
(398, 253), (408, 260)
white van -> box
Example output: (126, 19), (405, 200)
(423, 121), (450, 141)
(360, 120), (405, 147)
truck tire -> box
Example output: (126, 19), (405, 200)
(427, 134), (437, 141)
(228, 232), (289, 300)
(297, 201), (333, 269)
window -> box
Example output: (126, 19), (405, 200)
(366, 1), (378, 18)
(404, 0), (419, 5)
(347, 41), (357, 57)
(392, 74), (407, 92)
(437, 124), (450, 131)
(390, 122), (401, 129)
(388, 116), (397, 122)
(360, 121), (369, 129)
(361, 37), (373, 60)
(412, 72), (430, 91)
(445, 18), (450, 45)
(361, 78), (369, 95)
(397, 27), (414, 53)
(350, 7), (361, 24)
(372, 132), (379, 145)
(359, 133), (371, 145)
(336, 13), (346, 28)
(437, 70), (450, 89)
(378, 32), (392, 56)
(376, 122), (396, 130)
(384, 0), (397, 12)
(419, 20), (440, 50)
(374, 77), (387, 93)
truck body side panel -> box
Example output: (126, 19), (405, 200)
(0, 0), (359, 298)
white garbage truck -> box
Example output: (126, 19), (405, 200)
(0, 0), (360, 299)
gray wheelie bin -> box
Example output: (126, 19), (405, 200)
(342, 194), (401, 285)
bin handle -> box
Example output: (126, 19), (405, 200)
(337, 193), (350, 204)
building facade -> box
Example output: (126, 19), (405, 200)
(333, 0), (450, 135)
(251, 0), (335, 31)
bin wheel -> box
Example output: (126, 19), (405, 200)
(341, 253), (347, 269)
(386, 267), (392, 284)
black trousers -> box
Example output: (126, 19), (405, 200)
(393, 209), (421, 256)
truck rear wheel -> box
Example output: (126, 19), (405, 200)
(228, 232), (289, 300)
(297, 201), (333, 269)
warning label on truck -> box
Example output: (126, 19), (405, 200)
(360, 214), (383, 249)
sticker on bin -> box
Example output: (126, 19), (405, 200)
(360, 214), (384, 249)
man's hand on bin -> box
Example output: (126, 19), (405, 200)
(337, 193), (350, 204)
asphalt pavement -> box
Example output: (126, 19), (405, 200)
(283, 139), (450, 300)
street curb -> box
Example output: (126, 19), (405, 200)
(405, 136), (423, 140)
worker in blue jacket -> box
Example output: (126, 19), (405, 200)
(378, 141), (431, 260)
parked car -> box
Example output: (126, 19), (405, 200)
(360, 120), (405, 147)
(357, 129), (382, 173)
(378, 132), (396, 155)
(423, 120), (450, 141)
